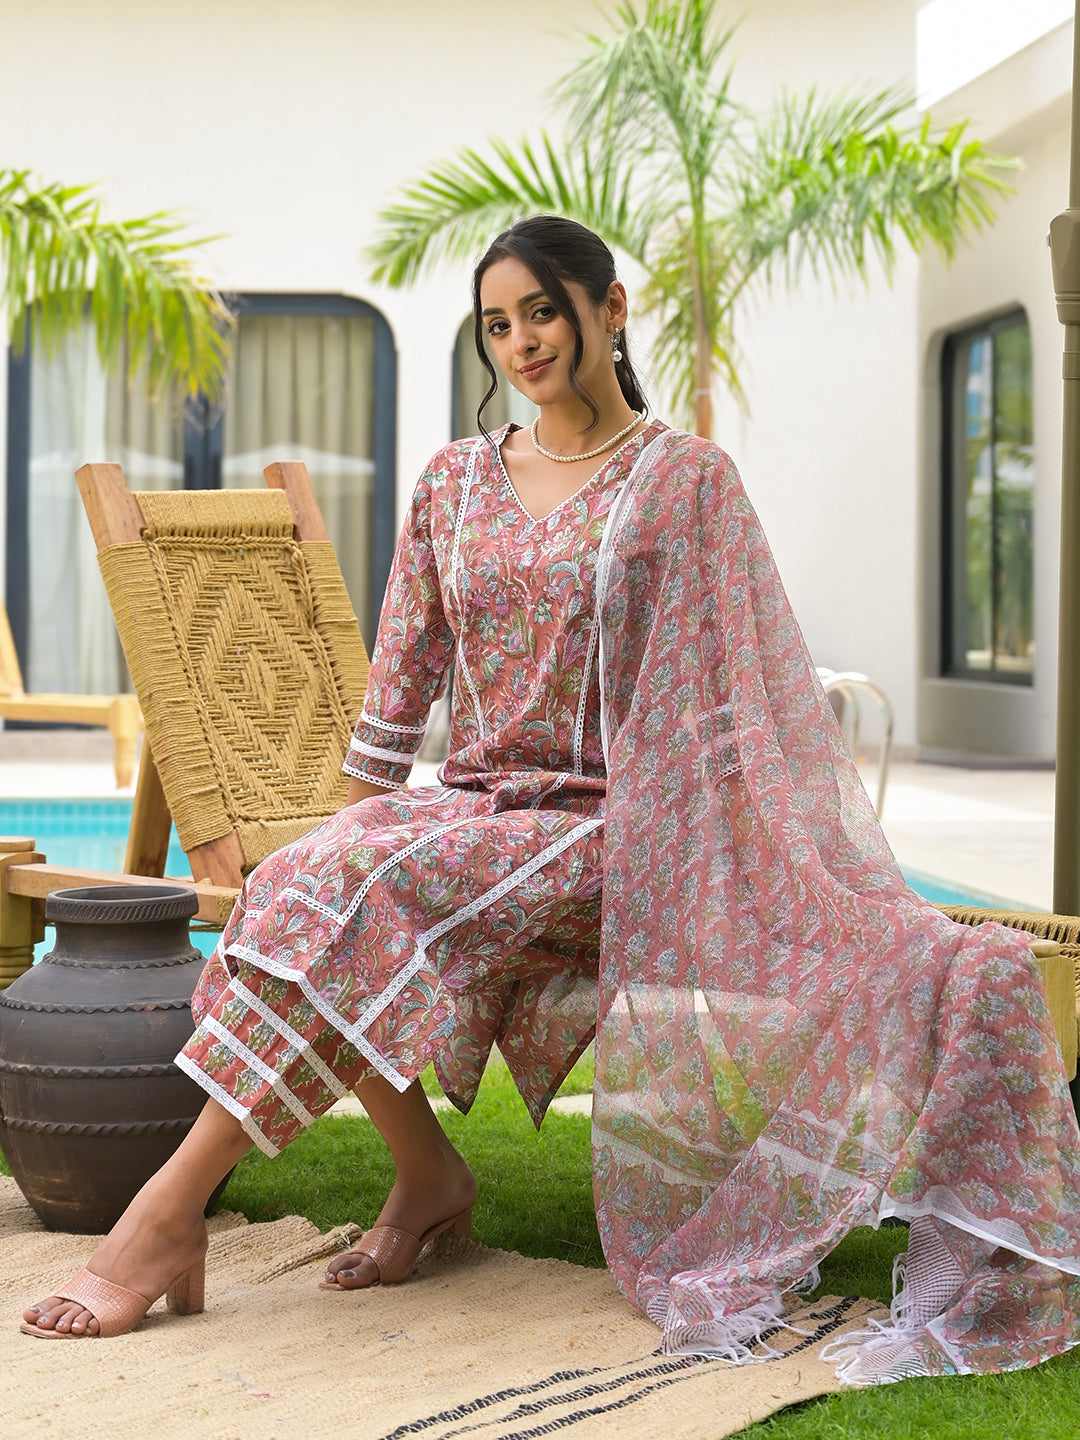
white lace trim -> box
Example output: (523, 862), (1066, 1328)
(352, 814), (604, 1041)
(201, 1014), (316, 1131)
(350, 739), (421, 766)
(596, 432), (672, 770)
(174, 1050), (280, 1158)
(220, 813), (604, 1122)
(340, 764), (402, 789)
(573, 598), (601, 778)
(878, 1188), (1080, 1278)
(448, 437), (489, 740)
(225, 942), (409, 1091)
(281, 816), (478, 927)
(360, 710), (427, 736)
(229, 977), (348, 1100)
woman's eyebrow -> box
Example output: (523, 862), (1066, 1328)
(481, 289), (547, 317)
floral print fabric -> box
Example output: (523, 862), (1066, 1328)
(594, 429), (1080, 1376)
(180, 425), (662, 1151)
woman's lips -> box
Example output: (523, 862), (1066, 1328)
(518, 357), (555, 380)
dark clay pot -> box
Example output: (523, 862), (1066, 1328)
(0, 884), (213, 1232)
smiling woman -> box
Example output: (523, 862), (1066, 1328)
(18, 217), (1080, 1401)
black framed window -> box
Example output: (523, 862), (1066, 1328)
(941, 310), (1034, 684)
(6, 293), (396, 693)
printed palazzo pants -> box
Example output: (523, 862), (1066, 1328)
(177, 785), (604, 1155)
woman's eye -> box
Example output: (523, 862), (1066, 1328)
(487, 320), (509, 337)
(532, 305), (555, 321)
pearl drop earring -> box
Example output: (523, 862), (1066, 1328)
(611, 331), (623, 364)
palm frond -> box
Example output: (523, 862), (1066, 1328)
(366, 133), (657, 287)
(730, 89), (1016, 293)
(366, 1), (1018, 433)
(0, 170), (232, 400)
(553, 0), (741, 175)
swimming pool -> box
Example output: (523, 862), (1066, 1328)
(0, 799), (218, 961)
(0, 798), (1038, 965)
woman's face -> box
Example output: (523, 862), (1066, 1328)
(479, 256), (615, 407)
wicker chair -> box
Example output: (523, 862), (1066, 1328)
(0, 461), (369, 985)
(939, 905), (1079, 1082)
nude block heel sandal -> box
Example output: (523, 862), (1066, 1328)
(19, 1256), (206, 1339)
(322, 1207), (473, 1289)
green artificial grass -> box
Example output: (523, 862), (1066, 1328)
(221, 1051), (603, 1267)
(5, 1049), (1079, 1438)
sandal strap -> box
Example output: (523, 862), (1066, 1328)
(55, 1267), (152, 1338)
(356, 1225), (421, 1284)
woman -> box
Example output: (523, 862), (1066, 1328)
(20, 217), (1080, 1388)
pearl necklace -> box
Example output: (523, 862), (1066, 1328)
(531, 411), (645, 463)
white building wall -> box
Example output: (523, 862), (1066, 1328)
(1, 0), (1055, 756)
(916, 18), (1072, 759)
(714, 0), (922, 748)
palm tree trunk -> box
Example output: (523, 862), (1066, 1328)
(693, 295), (712, 440)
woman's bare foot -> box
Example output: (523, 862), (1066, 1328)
(323, 1148), (477, 1290)
(20, 1096), (249, 1337)
(21, 1188), (208, 1336)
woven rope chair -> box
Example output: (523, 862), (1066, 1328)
(73, 460), (369, 923)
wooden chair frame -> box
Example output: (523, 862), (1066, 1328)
(0, 604), (142, 788)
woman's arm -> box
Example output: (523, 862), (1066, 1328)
(341, 459), (455, 796)
(345, 775), (394, 808)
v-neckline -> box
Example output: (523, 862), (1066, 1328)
(494, 422), (650, 525)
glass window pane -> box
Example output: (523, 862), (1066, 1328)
(26, 323), (184, 692)
(961, 335), (993, 672)
(992, 322), (1034, 675)
(221, 311), (376, 639)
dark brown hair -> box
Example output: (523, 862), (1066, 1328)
(471, 215), (648, 437)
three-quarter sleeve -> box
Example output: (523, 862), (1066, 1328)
(343, 464), (455, 789)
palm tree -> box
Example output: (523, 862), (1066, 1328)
(367, 0), (1014, 438)
(0, 169), (231, 401)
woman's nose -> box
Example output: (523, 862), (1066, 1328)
(511, 322), (536, 355)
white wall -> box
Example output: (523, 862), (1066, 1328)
(711, 0), (922, 746)
(0, 0), (584, 501)
(2, 0), (1037, 755)
(916, 23), (1072, 759)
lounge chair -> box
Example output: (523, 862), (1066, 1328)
(0, 603), (141, 788)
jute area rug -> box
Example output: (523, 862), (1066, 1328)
(1, 1177), (885, 1440)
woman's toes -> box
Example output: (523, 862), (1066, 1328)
(321, 1252), (380, 1289)
(23, 1299), (99, 1334)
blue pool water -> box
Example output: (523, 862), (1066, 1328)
(0, 800), (1036, 964)
(0, 800), (219, 961)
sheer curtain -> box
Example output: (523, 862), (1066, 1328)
(222, 312), (376, 638)
(27, 324), (184, 692)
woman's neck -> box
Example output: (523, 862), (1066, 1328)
(533, 389), (639, 458)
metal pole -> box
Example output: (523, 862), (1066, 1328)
(1050, 3), (1080, 913)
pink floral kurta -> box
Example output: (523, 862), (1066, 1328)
(178, 423), (665, 1153)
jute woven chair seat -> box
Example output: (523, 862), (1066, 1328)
(940, 904), (1079, 1081)
(77, 461), (369, 897)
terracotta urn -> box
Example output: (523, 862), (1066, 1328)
(0, 884), (210, 1232)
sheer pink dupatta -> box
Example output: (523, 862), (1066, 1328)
(595, 430), (1080, 1377)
